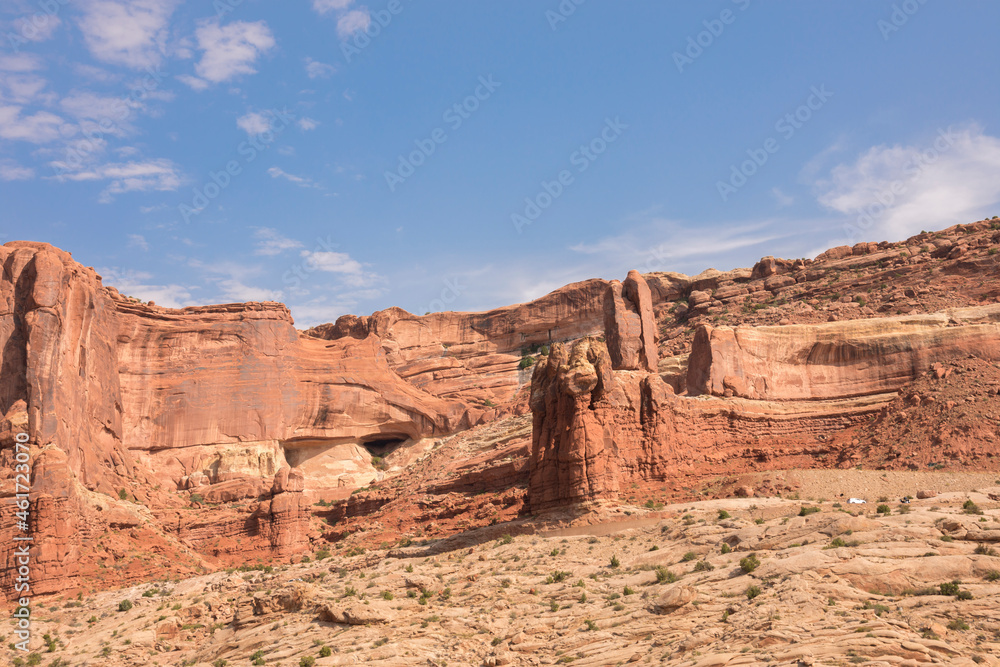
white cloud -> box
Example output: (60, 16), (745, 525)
(0, 73), (51, 105)
(77, 0), (178, 69)
(127, 234), (149, 251)
(770, 187), (794, 208)
(312, 0), (354, 15)
(304, 57), (336, 79)
(60, 92), (137, 133)
(181, 19), (276, 89)
(0, 53), (44, 72)
(815, 124), (1000, 243)
(253, 227), (303, 255)
(337, 9), (370, 39)
(298, 117), (319, 131)
(99, 267), (198, 308)
(216, 279), (283, 303)
(0, 105), (68, 143)
(8, 13), (62, 43)
(0, 160), (34, 181)
(236, 111), (272, 135)
(303, 250), (359, 274)
(52, 158), (183, 202)
(267, 166), (322, 189)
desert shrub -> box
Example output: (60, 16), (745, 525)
(609, 555), (620, 568)
(799, 506), (820, 517)
(717, 509), (730, 520)
(720, 543), (732, 554)
(985, 570), (1000, 581)
(250, 650), (265, 665)
(118, 489), (128, 500)
(877, 504), (891, 515)
(519, 356), (536, 370)
(117, 599), (133, 612)
(745, 585), (761, 600)
(546, 571), (571, 584)
(190, 493), (204, 504)
(963, 500), (984, 515)
(655, 566), (677, 584)
(939, 581), (961, 596)
(739, 553), (760, 574)
(693, 560), (715, 572)
(681, 551), (697, 562)
(975, 543), (998, 556)
(948, 618), (970, 631)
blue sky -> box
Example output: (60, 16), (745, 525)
(2, 0), (1000, 327)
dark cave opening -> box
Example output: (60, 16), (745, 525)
(361, 435), (408, 457)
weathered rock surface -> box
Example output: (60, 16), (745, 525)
(686, 306), (1000, 400)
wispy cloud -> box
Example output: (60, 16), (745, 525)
(0, 160), (34, 181)
(253, 227), (303, 255)
(304, 57), (336, 79)
(267, 166), (323, 189)
(0, 105), (68, 143)
(51, 158), (184, 202)
(815, 124), (1000, 243)
(297, 117), (319, 131)
(99, 267), (198, 308)
(311, 0), (354, 15)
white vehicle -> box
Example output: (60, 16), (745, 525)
(848, 498), (866, 504)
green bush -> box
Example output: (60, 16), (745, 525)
(609, 555), (620, 568)
(939, 581), (961, 596)
(799, 506), (821, 517)
(717, 509), (730, 520)
(947, 618), (970, 631)
(299, 657), (315, 667)
(319, 646), (331, 658)
(681, 551), (697, 562)
(519, 356), (536, 370)
(250, 650), (265, 665)
(118, 488), (128, 501)
(190, 493), (204, 504)
(745, 585), (761, 600)
(963, 500), (983, 515)
(117, 599), (133, 612)
(655, 566), (677, 584)
(739, 553), (760, 574)
(693, 560), (715, 572)
(877, 504), (891, 515)
(720, 543), (732, 554)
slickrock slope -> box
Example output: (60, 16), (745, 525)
(11, 488), (1000, 666)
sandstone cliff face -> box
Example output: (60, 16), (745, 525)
(527, 272), (1000, 511)
(0, 242), (481, 596)
(307, 279), (610, 406)
(686, 305), (1000, 400)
